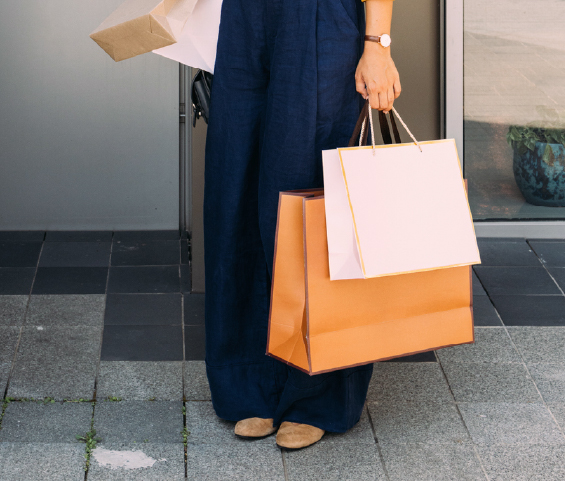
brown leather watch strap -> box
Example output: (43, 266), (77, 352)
(364, 35), (382, 43)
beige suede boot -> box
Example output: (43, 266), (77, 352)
(276, 422), (325, 450)
(234, 418), (277, 439)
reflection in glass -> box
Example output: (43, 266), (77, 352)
(464, 0), (565, 219)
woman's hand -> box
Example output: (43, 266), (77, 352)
(356, 0), (400, 113)
(355, 43), (401, 113)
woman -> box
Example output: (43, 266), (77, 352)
(203, 0), (401, 450)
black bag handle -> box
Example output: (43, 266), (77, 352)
(348, 99), (402, 147)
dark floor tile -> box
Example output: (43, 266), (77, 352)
(474, 266), (562, 295)
(181, 239), (189, 265)
(45, 231), (113, 242)
(0, 268), (35, 294)
(550, 268), (565, 291)
(105, 293), (182, 325)
(185, 325), (205, 360)
(491, 295), (565, 326)
(38, 242), (111, 267)
(180, 264), (191, 294)
(477, 237), (527, 242)
(32, 267), (108, 294)
(477, 239), (541, 266)
(383, 350), (436, 362)
(529, 241), (565, 267)
(184, 293), (204, 326)
(107, 266), (180, 293)
(181, 230), (189, 239)
(0, 231), (44, 241)
(101, 325), (183, 361)
(527, 238), (565, 243)
(472, 270), (486, 296)
(113, 230), (180, 241)
(111, 240), (180, 266)
(0, 242), (42, 267)
(473, 296), (503, 326)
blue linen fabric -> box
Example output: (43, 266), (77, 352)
(203, 0), (373, 433)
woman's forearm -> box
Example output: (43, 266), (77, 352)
(364, 0), (393, 38)
(355, 0), (400, 112)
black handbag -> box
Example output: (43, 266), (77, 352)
(191, 69), (213, 126)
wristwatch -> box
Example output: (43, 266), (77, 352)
(364, 34), (391, 48)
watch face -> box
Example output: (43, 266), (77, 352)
(380, 34), (391, 47)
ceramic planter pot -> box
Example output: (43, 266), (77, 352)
(513, 141), (565, 207)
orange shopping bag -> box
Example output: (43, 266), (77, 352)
(266, 189), (475, 375)
(267, 106), (479, 375)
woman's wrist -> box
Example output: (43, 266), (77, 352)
(363, 41), (392, 57)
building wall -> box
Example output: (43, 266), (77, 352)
(0, 0), (180, 230)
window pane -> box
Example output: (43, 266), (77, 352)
(464, 0), (565, 219)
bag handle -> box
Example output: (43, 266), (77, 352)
(348, 99), (422, 152)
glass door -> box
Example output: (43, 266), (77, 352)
(462, 0), (565, 220)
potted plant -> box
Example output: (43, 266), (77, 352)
(507, 112), (565, 207)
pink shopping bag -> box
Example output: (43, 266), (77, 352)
(323, 102), (481, 280)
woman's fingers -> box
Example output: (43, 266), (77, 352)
(383, 87), (395, 113)
(378, 91), (389, 112)
(393, 76), (402, 99)
(355, 73), (369, 100)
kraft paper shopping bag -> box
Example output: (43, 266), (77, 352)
(90, 0), (198, 62)
(267, 190), (475, 375)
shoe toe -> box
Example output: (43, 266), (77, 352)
(234, 417), (277, 439)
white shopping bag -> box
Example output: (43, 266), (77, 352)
(322, 148), (364, 280)
(153, 0), (223, 72)
(323, 105), (481, 280)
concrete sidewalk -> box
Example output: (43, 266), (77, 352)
(1, 236), (565, 480)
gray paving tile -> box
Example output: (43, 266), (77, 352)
(97, 361), (183, 401)
(477, 445), (565, 481)
(186, 443), (285, 481)
(380, 444), (486, 481)
(368, 401), (470, 444)
(0, 362), (10, 395)
(88, 443), (185, 481)
(184, 361), (211, 401)
(367, 363), (453, 403)
(507, 327), (565, 364)
(458, 402), (564, 445)
(94, 401), (183, 444)
(7, 326), (101, 400)
(0, 443), (85, 481)
(436, 328), (521, 363)
(0, 401), (93, 443)
(0, 327), (20, 363)
(26, 294), (105, 326)
(0, 296), (27, 326)
(185, 401), (255, 444)
(528, 364), (565, 402)
(322, 407), (375, 444)
(441, 362), (541, 402)
(547, 403), (565, 431)
(285, 443), (385, 481)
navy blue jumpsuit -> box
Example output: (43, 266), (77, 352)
(203, 0), (373, 433)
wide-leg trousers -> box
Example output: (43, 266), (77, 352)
(203, 0), (373, 433)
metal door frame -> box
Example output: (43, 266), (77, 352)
(444, 0), (565, 238)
